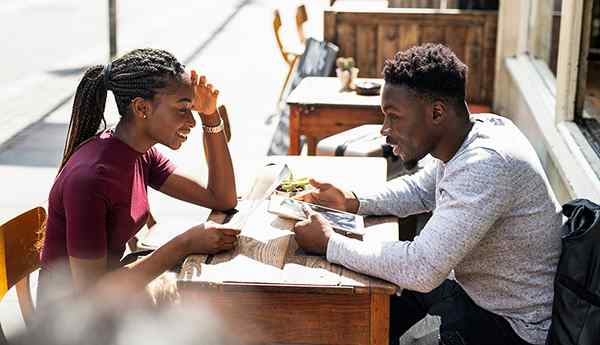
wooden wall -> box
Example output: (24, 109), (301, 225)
(388, 0), (459, 8)
(324, 8), (498, 105)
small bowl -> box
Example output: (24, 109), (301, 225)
(273, 184), (314, 199)
(355, 81), (381, 96)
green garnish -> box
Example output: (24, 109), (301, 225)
(279, 171), (310, 192)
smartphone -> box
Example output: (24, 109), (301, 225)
(268, 195), (365, 238)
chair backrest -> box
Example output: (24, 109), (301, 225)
(267, 38), (339, 155)
(273, 9), (294, 66)
(218, 104), (232, 143)
(295, 4), (308, 44)
(0, 206), (46, 335)
(288, 37), (339, 92)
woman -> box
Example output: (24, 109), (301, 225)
(39, 48), (239, 303)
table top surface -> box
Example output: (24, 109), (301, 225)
(177, 156), (398, 295)
(286, 77), (384, 108)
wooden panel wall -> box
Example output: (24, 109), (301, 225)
(324, 8), (498, 104)
(389, 0), (460, 8)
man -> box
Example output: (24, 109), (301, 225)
(293, 44), (561, 345)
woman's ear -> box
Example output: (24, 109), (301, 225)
(131, 97), (152, 120)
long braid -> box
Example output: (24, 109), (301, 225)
(58, 48), (185, 171)
(59, 66), (107, 170)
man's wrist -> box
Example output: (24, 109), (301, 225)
(324, 230), (343, 261)
(343, 190), (360, 213)
(322, 228), (334, 255)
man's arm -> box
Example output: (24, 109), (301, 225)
(353, 157), (438, 217)
(327, 149), (513, 292)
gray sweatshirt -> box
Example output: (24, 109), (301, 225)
(326, 114), (562, 344)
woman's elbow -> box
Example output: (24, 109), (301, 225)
(213, 196), (237, 211)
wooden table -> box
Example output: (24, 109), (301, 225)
(286, 77), (385, 155)
(177, 156), (398, 345)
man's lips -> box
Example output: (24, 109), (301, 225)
(385, 136), (397, 146)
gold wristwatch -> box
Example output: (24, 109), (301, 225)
(202, 118), (224, 134)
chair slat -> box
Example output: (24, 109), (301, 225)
(0, 206), (47, 334)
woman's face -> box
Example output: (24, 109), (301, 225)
(144, 72), (196, 150)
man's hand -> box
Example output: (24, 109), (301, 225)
(293, 178), (359, 213)
(191, 69), (219, 115)
(293, 205), (336, 255)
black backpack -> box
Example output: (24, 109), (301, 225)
(547, 199), (600, 345)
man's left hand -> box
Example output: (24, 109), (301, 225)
(293, 205), (335, 255)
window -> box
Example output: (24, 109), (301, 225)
(574, 0), (600, 156)
(528, 0), (562, 75)
(501, 0), (600, 199)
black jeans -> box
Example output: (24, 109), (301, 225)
(390, 280), (533, 345)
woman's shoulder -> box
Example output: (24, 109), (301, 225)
(58, 161), (112, 195)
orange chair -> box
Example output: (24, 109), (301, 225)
(218, 104), (232, 143)
(273, 9), (301, 106)
(0, 207), (47, 341)
(295, 4), (308, 45)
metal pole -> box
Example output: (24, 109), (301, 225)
(108, 0), (117, 60)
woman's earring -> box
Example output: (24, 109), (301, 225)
(143, 115), (147, 119)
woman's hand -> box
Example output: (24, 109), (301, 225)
(191, 69), (219, 115)
(182, 221), (240, 255)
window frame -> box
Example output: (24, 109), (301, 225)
(497, 0), (600, 201)
(555, 0), (591, 123)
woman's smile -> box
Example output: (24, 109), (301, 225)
(176, 128), (190, 141)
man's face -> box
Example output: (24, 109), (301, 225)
(380, 84), (437, 164)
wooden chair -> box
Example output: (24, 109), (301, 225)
(295, 4), (308, 45)
(267, 38), (339, 155)
(217, 104), (232, 143)
(0, 207), (47, 341)
(273, 9), (304, 107)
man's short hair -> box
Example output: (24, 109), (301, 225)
(383, 43), (468, 103)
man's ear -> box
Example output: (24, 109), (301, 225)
(131, 97), (152, 120)
(431, 100), (447, 124)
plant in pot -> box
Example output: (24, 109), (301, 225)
(336, 57), (359, 91)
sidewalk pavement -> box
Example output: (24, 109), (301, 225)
(0, 0), (328, 338)
(0, 0), (248, 149)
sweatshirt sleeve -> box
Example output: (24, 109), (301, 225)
(353, 158), (438, 217)
(327, 148), (514, 292)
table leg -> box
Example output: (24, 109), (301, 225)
(370, 294), (390, 345)
(288, 106), (301, 155)
(306, 137), (317, 155)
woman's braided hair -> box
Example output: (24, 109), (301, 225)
(59, 48), (185, 170)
